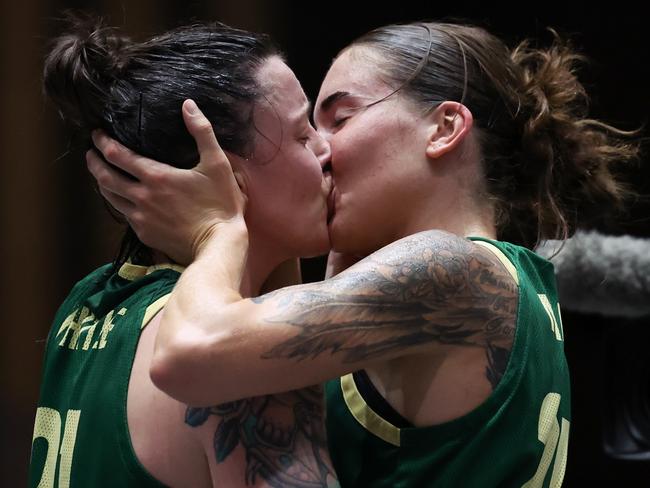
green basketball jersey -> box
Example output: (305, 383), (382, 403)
(326, 238), (571, 487)
(29, 262), (183, 488)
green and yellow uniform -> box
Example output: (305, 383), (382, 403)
(326, 238), (570, 487)
(29, 262), (182, 488)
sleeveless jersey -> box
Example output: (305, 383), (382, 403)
(29, 262), (183, 488)
(326, 238), (571, 487)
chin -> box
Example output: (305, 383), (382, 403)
(330, 226), (367, 256)
(313, 232), (333, 257)
(296, 226), (331, 258)
(329, 217), (391, 256)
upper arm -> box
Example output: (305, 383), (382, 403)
(186, 387), (338, 487)
(188, 230), (518, 402)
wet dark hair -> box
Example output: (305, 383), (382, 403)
(43, 13), (282, 266)
(349, 22), (642, 249)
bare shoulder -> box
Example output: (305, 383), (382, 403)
(368, 229), (518, 342)
(364, 229), (516, 279)
(335, 229), (518, 327)
(128, 311), (212, 487)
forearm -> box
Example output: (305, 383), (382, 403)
(152, 221), (250, 404)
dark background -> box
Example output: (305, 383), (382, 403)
(3, 1), (648, 486)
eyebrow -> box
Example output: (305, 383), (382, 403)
(318, 91), (351, 112)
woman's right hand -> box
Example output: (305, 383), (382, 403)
(86, 99), (247, 265)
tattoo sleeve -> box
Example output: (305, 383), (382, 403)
(254, 231), (518, 388)
(186, 386), (338, 487)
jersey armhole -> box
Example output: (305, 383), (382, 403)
(141, 293), (172, 330)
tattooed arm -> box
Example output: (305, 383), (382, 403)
(187, 386), (338, 487)
(180, 257), (337, 487)
(151, 227), (518, 406)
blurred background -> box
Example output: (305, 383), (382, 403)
(2, 1), (649, 486)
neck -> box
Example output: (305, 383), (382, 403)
(416, 134), (497, 240)
(413, 150), (497, 240)
(237, 229), (288, 298)
(405, 190), (497, 241)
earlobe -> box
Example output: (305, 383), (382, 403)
(425, 102), (473, 160)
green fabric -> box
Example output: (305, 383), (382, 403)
(29, 263), (180, 488)
(326, 238), (571, 487)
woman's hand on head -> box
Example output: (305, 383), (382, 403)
(86, 99), (248, 265)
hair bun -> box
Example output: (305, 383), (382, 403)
(43, 12), (131, 128)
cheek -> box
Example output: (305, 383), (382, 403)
(287, 151), (324, 188)
(333, 114), (416, 175)
(329, 132), (358, 172)
(330, 127), (382, 180)
(257, 152), (323, 207)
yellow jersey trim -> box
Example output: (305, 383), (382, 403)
(473, 241), (519, 285)
(340, 374), (401, 447)
(142, 293), (172, 330)
(147, 263), (185, 275)
(118, 262), (185, 281)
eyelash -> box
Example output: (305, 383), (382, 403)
(332, 116), (349, 128)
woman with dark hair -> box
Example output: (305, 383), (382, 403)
(30, 17), (337, 488)
(89, 21), (640, 487)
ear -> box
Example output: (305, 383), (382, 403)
(424, 102), (473, 160)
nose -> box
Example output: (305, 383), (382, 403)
(313, 131), (331, 169)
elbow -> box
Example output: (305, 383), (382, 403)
(149, 327), (216, 406)
(149, 343), (181, 399)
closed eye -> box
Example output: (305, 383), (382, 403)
(332, 116), (349, 128)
